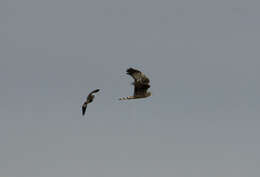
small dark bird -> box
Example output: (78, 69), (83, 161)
(82, 89), (100, 116)
(119, 67), (151, 100)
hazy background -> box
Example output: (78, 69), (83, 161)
(1, 0), (260, 176)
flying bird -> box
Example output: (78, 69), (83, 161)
(119, 68), (151, 100)
(82, 89), (100, 116)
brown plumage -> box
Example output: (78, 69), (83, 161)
(126, 68), (150, 84)
(82, 89), (100, 116)
(119, 68), (151, 100)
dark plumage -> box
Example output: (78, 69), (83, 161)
(126, 68), (150, 84)
(119, 68), (151, 100)
(82, 89), (100, 116)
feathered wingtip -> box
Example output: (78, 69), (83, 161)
(82, 104), (87, 116)
(92, 89), (100, 93)
(119, 96), (134, 100)
(126, 68), (140, 75)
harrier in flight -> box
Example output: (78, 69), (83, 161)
(82, 89), (100, 116)
(119, 68), (151, 100)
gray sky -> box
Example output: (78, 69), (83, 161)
(1, 0), (260, 176)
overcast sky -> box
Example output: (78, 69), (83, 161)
(1, 0), (260, 177)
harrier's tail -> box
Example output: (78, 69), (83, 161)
(119, 96), (134, 100)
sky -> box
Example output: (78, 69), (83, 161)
(1, 0), (260, 176)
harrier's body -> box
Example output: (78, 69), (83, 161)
(119, 68), (151, 100)
(82, 89), (100, 116)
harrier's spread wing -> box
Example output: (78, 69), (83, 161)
(126, 68), (150, 84)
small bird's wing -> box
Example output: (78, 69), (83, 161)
(82, 102), (87, 116)
(87, 89), (100, 99)
(134, 84), (150, 97)
(127, 68), (150, 84)
(90, 89), (100, 94)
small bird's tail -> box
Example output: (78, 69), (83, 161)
(119, 96), (134, 100)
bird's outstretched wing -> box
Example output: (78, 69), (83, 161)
(126, 68), (150, 84)
(82, 102), (87, 116)
(87, 89), (100, 99)
(90, 89), (100, 95)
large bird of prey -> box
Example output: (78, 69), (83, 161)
(82, 89), (100, 116)
(119, 68), (151, 100)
